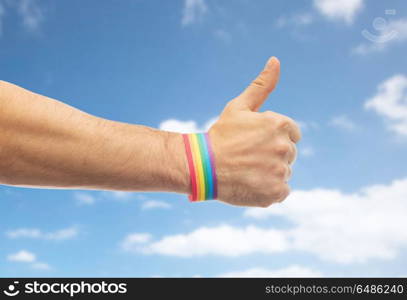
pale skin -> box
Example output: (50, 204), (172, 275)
(0, 57), (300, 207)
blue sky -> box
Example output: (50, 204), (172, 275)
(1, 0), (407, 277)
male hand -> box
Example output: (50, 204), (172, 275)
(208, 57), (301, 207)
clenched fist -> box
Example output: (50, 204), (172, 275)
(208, 57), (301, 207)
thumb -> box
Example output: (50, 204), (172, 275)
(236, 57), (280, 112)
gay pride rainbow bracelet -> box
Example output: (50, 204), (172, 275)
(182, 133), (218, 202)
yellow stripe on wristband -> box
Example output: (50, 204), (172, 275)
(190, 134), (206, 201)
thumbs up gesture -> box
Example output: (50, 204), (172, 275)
(208, 57), (301, 207)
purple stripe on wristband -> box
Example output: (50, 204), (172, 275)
(204, 132), (218, 199)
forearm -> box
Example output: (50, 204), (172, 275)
(0, 81), (189, 193)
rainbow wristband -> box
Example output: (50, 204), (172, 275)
(182, 133), (218, 202)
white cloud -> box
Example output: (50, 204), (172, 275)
(141, 200), (172, 210)
(214, 29), (231, 43)
(353, 18), (407, 54)
(76, 191), (134, 205)
(295, 121), (317, 158)
(0, 2), (4, 35)
(299, 145), (315, 157)
(329, 115), (358, 131)
(245, 177), (407, 264)
(297, 120), (319, 132)
(6, 226), (78, 241)
(74, 192), (96, 205)
(295, 14), (314, 25)
(110, 191), (131, 199)
(123, 177), (407, 264)
(181, 0), (207, 26)
(17, 0), (43, 33)
(352, 44), (376, 55)
(276, 13), (314, 28)
(121, 233), (152, 252)
(219, 265), (322, 278)
(32, 262), (51, 270)
(121, 225), (288, 257)
(102, 191), (133, 202)
(313, 0), (363, 24)
(159, 116), (217, 133)
(7, 250), (36, 263)
(365, 74), (407, 136)
(0, 0), (44, 37)
(76, 191), (136, 205)
(7, 250), (51, 271)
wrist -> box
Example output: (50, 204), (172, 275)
(161, 131), (191, 195)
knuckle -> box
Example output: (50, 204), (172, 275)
(284, 116), (295, 125)
(258, 200), (272, 208)
(251, 73), (271, 91)
(274, 142), (291, 156)
(272, 184), (289, 200)
(291, 123), (302, 143)
(279, 186), (291, 202)
(262, 112), (293, 133)
(262, 110), (275, 119)
(262, 119), (276, 132)
(290, 149), (298, 165)
(223, 99), (238, 112)
(275, 184), (290, 201)
(287, 166), (292, 179)
(277, 118), (291, 130)
(273, 165), (287, 179)
(252, 77), (266, 88)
